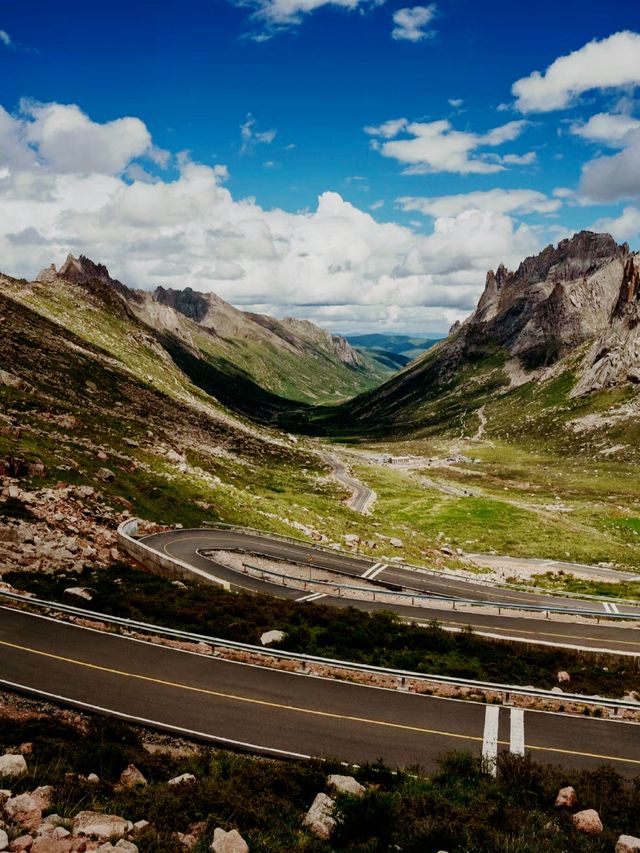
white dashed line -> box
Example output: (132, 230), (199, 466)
(296, 592), (327, 603)
(482, 705), (500, 776)
(361, 563), (383, 579)
(367, 564), (388, 581)
(509, 708), (525, 756)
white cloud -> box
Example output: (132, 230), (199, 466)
(391, 5), (436, 42)
(501, 151), (537, 165)
(448, 98), (463, 109)
(571, 112), (640, 145)
(592, 206), (640, 242)
(579, 128), (640, 201)
(240, 113), (277, 154)
(397, 188), (560, 218)
(0, 30), (10, 47)
(0, 98), (548, 334)
(236, 0), (381, 37)
(512, 31), (640, 113)
(19, 101), (155, 175)
(367, 117), (528, 174)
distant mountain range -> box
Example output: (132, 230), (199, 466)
(9, 254), (396, 417)
(346, 334), (441, 371)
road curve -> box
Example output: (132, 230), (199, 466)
(139, 528), (640, 655)
(323, 453), (376, 514)
(2, 607), (640, 776)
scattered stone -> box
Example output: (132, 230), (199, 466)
(8, 835), (33, 851)
(627, 369), (640, 384)
(95, 469), (115, 483)
(116, 765), (147, 790)
(557, 671), (571, 684)
(389, 538), (404, 548)
(0, 754), (27, 778)
(572, 809), (603, 835)
(167, 773), (196, 786)
(171, 580), (187, 589)
(72, 811), (132, 840)
(303, 793), (336, 839)
(4, 793), (42, 831)
(114, 842), (139, 852)
(31, 785), (54, 810)
(554, 786), (577, 808)
(210, 828), (249, 853)
(132, 821), (149, 832)
(64, 587), (93, 601)
(260, 630), (285, 646)
(617, 836), (640, 853)
(31, 840), (73, 853)
(86, 774), (100, 784)
(0, 830), (7, 852)
(327, 774), (365, 797)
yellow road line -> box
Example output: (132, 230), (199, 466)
(3, 638), (640, 766)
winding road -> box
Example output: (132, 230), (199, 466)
(323, 452), (376, 513)
(2, 606), (640, 776)
(137, 527), (640, 655)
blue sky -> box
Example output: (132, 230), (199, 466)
(1, 0), (640, 333)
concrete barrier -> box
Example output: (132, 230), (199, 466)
(117, 518), (230, 590)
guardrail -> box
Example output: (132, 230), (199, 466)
(207, 556), (639, 622)
(201, 522), (640, 605)
(1, 589), (638, 710)
(117, 518), (230, 590)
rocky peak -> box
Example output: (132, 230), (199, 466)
(511, 231), (628, 288)
(615, 255), (640, 314)
(153, 286), (210, 323)
(36, 254), (131, 298)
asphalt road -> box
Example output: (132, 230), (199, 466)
(323, 453), (375, 513)
(140, 528), (640, 654)
(2, 608), (639, 775)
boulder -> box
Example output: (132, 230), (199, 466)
(7, 835), (32, 851)
(617, 837), (640, 853)
(116, 765), (147, 790)
(72, 811), (132, 840)
(0, 754), (27, 779)
(31, 840), (73, 853)
(210, 828), (249, 853)
(114, 842), (139, 852)
(95, 469), (115, 483)
(0, 829), (7, 852)
(389, 538), (404, 548)
(557, 671), (571, 684)
(303, 793), (336, 839)
(64, 587), (93, 601)
(554, 786), (577, 808)
(86, 774), (100, 784)
(259, 630), (285, 646)
(327, 774), (365, 797)
(167, 773), (196, 786)
(572, 809), (603, 835)
(4, 793), (42, 831)
(627, 369), (640, 384)
(31, 786), (54, 810)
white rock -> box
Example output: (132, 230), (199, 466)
(0, 829), (8, 852)
(115, 841), (139, 852)
(64, 586), (93, 601)
(4, 792), (42, 831)
(572, 809), (603, 835)
(167, 773), (196, 786)
(260, 630), (285, 646)
(303, 792), (336, 839)
(389, 537), (404, 548)
(211, 827), (249, 853)
(132, 820), (149, 832)
(87, 773), (100, 784)
(617, 836), (640, 853)
(72, 811), (132, 839)
(0, 753), (27, 778)
(327, 774), (365, 797)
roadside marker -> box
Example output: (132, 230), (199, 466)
(509, 708), (525, 756)
(482, 705), (500, 776)
(602, 602), (619, 614)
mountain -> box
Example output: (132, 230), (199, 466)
(347, 333), (441, 365)
(13, 255), (396, 414)
(329, 232), (640, 451)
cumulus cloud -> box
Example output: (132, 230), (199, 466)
(592, 206), (640, 242)
(391, 5), (436, 42)
(19, 100), (157, 175)
(397, 188), (560, 218)
(0, 99), (547, 333)
(0, 30), (11, 47)
(512, 31), (640, 113)
(579, 128), (640, 201)
(366, 117), (528, 174)
(571, 112), (640, 145)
